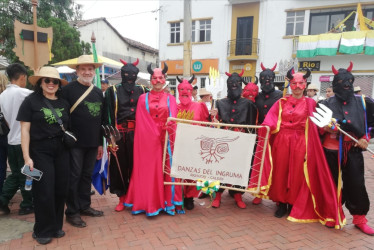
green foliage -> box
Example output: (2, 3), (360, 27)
(0, 0), (88, 65)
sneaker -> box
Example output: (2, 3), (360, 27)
(0, 201), (10, 215)
(80, 207), (104, 217)
(19, 206), (34, 215)
(66, 215), (87, 228)
(32, 232), (52, 245)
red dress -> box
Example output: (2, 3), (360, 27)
(249, 96), (345, 228)
(124, 90), (183, 216)
(177, 102), (209, 198)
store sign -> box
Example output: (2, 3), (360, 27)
(193, 61), (203, 72)
(298, 61), (320, 71)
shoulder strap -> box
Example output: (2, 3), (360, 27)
(43, 98), (66, 132)
(70, 84), (94, 113)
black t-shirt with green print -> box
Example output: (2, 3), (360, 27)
(17, 92), (70, 142)
(61, 80), (104, 147)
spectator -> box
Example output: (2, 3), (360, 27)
(198, 88), (213, 110)
(0, 73), (8, 193)
(18, 66), (70, 244)
(62, 55), (104, 228)
(354, 86), (362, 95)
(0, 63), (33, 216)
(101, 79), (109, 94)
(192, 85), (199, 101)
(306, 83), (319, 101)
(325, 86), (334, 99)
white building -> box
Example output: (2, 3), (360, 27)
(159, 0), (374, 98)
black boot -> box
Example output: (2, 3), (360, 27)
(274, 203), (287, 218)
(184, 197), (194, 210)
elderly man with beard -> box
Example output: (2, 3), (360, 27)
(211, 70), (257, 209)
(321, 62), (374, 235)
(176, 75), (210, 210)
(62, 55), (104, 228)
(103, 59), (148, 212)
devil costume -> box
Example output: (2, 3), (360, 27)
(242, 77), (259, 103)
(124, 63), (183, 216)
(103, 59), (147, 211)
(255, 63), (283, 124)
(249, 69), (345, 229)
(321, 62), (374, 235)
(212, 70), (257, 209)
(176, 75), (210, 210)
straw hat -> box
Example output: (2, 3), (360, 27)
(67, 55), (103, 69)
(199, 88), (212, 96)
(28, 66), (68, 86)
(354, 86), (361, 92)
(307, 83), (319, 92)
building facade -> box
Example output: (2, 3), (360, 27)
(159, 0), (374, 99)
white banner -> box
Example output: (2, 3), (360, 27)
(171, 123), (256, 186)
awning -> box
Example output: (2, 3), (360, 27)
(52, 55), (122, 68)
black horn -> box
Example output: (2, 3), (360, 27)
(303, 68), (311, 79)
(188, 74), (195, 84)
(286, 67), (294, 81)
(176, 76), (182, 83)
(147, 63), (154, 75)
(162, 62), (168, 75)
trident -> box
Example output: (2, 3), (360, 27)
(310, 104), (374, 155)
(207, 67), (224, 109)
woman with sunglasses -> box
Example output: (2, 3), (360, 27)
(17, 66), (70, 245)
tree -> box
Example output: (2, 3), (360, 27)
(0, 0), (90, 65)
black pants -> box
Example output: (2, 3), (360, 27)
(324, 147), (370, 215)
(65, 147), (97, 217)
(109, 130), (134, 197)
(30, 138), (69, 238)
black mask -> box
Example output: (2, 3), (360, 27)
(227, 73), (243, 100)
(259, 69), (276, 94)
(332, 69), (354, 102)
(120, 59), (139, 84)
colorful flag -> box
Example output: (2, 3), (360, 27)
(296, 35), (319, 58)
(365, 30), (374, 55)
(92, 140), (109, 195)
(339, 31), (367, 54)
(316, 33), (341, 56)
(353, 3), (369, 31)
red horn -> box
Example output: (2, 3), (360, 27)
(270, 63), (277, 72)
(331, 65), (339, 75)
(347, 61), (353, 72)
(260, 62), (266, 71)
(225, 72), (232, 77)
(120, 59), (127, 66)
(238, 68), (244, 77)
(132, 58), (139, 66)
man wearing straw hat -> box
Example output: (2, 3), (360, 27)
(62, 55), (104, 228)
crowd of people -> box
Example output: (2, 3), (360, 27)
(0, 56), (373, 245)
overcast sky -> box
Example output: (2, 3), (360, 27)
(75, 0), (160, 49)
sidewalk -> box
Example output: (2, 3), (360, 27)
(0, 153), (374, 249)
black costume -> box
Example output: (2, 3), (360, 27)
(17, 92), (70, 238)
(321, 62), (374, 235)
(103, 59), (147, 210)
(255, 63), (282, 124)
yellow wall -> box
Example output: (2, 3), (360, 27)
(231, 2), (260, 40)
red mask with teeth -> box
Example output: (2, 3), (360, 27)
(242, 83), (259, 102)
(177, 75), (195, 106)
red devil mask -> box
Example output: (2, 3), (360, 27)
(287, 68), (311, 90)
(177, 75), (195, 106)
(147, 63), (168, 85)
(242, 83), (259, 102)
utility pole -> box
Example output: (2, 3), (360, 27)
(183, 0), (192, 78)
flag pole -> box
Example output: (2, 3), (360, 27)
(91, 32), (101, 88)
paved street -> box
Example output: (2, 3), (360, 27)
(0, 152), (374, 249)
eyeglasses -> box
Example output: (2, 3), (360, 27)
(43, 78), (60, 85)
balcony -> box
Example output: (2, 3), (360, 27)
(227, 38), (260, 60)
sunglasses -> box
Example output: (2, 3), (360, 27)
(43, 78), (60, 85)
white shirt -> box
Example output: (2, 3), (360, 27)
(0, 84), (32, 145)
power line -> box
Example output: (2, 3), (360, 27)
(105, 8), (160, 19)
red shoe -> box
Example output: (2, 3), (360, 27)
(115, 195), (126, 212)
(252, 197), (262, 205)
(353, 215), (374, 236)
(211, 192), (222, 208)
(234, 193), (246, 209)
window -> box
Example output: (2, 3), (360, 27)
(200, 77), (206, 88)
(199, 20), (211, 42)
(170, 22), (180, 43)
(192, 21), (196, 42)
(286, 11), (305, 36)
(168, 79), (177, 97)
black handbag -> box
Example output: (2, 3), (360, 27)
(43, 98), (77, 147)
(0, 111), (10, 136)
